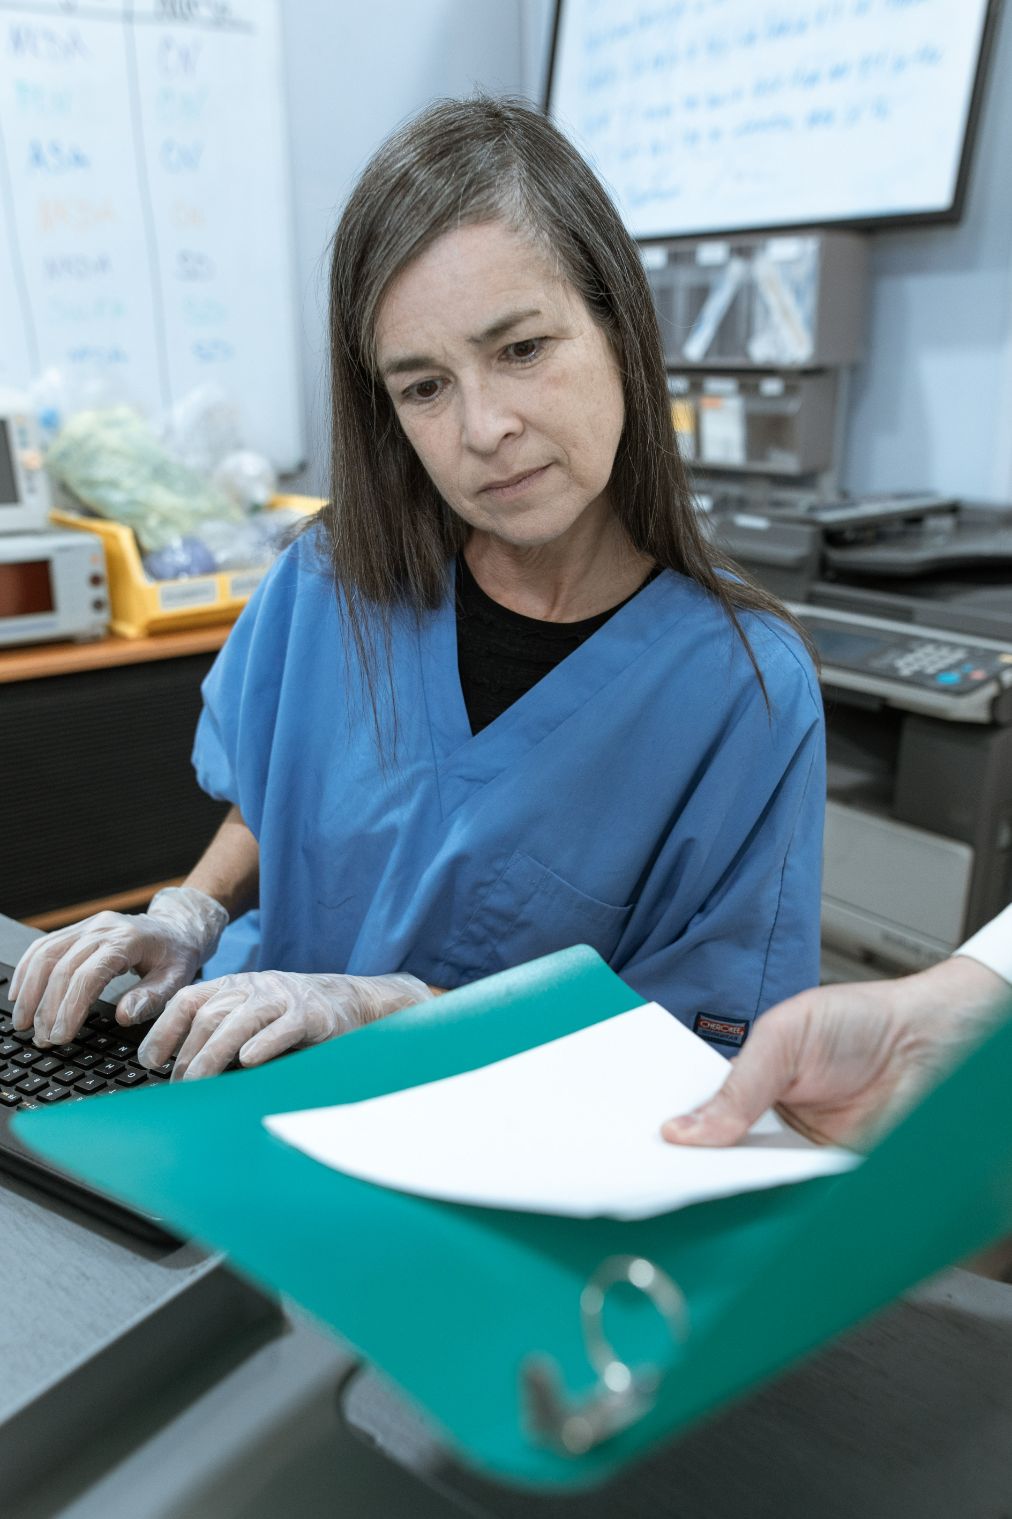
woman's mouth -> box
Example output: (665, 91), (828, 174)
(478, 465), (551, 501)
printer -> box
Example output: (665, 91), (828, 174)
(703, 490), (1012, 974)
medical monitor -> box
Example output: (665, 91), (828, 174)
(0, 400), (51, 534)
(546, 0), (999, 241)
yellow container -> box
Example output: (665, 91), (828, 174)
(50, 494), (323, 639)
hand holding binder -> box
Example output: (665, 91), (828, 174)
(663, 953), (1012, 1148)
(13, 945), (1012, 1491)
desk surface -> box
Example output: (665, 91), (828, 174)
(0, 623), (230, 686)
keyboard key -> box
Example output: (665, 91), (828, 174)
(145, 1061), (174, 1079)
(88, 1012), (115, 1031)
(0, 1017), (13, 1035)
(52, 1067), (83, 1087)
(110, 1042), (138, 1060)
(70, 1051), (100, 1070)
(53, 1043), (82, 1059)
(37, 1086), (71, 1104)
(86, 1034), (114, 1051)
(0, 1038), (21, 1060)
(115, 1068), (149, 1088)
(15, 1074), (47, 1095)
(74, 1075), (108, 1095)
(0, 1064), (22, 1085)
(95, 1059), (124, 1078)
(12, 1048), (42, 1068)
(0, 1088), (22, 1107)
(33, 1056), (62, 1076)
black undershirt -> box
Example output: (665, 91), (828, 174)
(455, 554), (657, 734)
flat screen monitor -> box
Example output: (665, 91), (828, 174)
(547, 0), (999, 241)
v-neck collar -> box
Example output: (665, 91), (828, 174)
(417, 566), (694, 817)
(454, 555), (659, 737)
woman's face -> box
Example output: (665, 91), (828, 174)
(374, 220), (625, 552)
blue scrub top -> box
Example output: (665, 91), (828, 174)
(194, 527), (824, 1041)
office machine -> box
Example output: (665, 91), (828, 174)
(0, 398), (51, 535)
(0, 528), (109, 647)
(706, 492), (1012, 972)
(0, 393), (107, 647)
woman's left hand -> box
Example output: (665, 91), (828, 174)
(136, 969), (433, 1080)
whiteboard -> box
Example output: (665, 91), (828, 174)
(0, 0), (303, 470)
(548, 0), (995, 241)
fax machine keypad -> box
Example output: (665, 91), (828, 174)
(870, 641), (1003, 690)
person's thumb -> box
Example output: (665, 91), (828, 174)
(115, 965), (188, 1025)
(661, 1072), (769, 1147)
(661, 1015), (801, 1147)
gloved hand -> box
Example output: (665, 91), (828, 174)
(10, 886), (229, 1047)
(136, 969), (433, 1080)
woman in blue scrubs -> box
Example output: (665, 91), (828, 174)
(12, 98), (825, 1079)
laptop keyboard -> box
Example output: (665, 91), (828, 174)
(0, 962), (173, 1112)
(0, 959), (192, 1245)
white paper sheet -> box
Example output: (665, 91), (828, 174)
(263, 1003), (857, 1219)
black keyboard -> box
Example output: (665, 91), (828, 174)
(0, 962), (181, 1247)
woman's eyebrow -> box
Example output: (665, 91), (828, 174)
(381, 307), (543, 378)
(471, 306), (543, 346)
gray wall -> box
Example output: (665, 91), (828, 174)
(841, 3), (1012, 501)
(279, 1), (527, 494)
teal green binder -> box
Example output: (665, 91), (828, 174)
(13, 946), (1012, 1490)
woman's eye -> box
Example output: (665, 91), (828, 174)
(504, 338), (545, 363)
(404, 378), (443, 403)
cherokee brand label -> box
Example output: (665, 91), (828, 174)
(693, 1013), (750, 1048)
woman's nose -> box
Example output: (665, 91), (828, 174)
(459, 377), (523, 454)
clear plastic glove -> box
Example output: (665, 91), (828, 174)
(661, 956), (1010, 1152)
(10, 886), (229, 1047)
(137, 969), (433, 1081)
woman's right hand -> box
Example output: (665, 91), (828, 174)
(10, 885), (229, 1047)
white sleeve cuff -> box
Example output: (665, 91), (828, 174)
(954, 904), (1012, 986)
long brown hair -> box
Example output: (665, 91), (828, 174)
(322, 94), (811, 707)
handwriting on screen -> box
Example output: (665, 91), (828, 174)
(550, 0), (991, 239)
(0, 0), (302, 470)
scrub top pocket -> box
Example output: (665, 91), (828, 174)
(436, 850), (635, 983)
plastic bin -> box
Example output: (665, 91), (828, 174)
(668, 372), (837, 475)
(50, 494), (322, 639)
(646, 232), (867, 370)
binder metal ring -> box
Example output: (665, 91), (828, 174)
(522, 1253), (688, 1456)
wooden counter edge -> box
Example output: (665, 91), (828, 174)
(0, 625), (231, 684)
